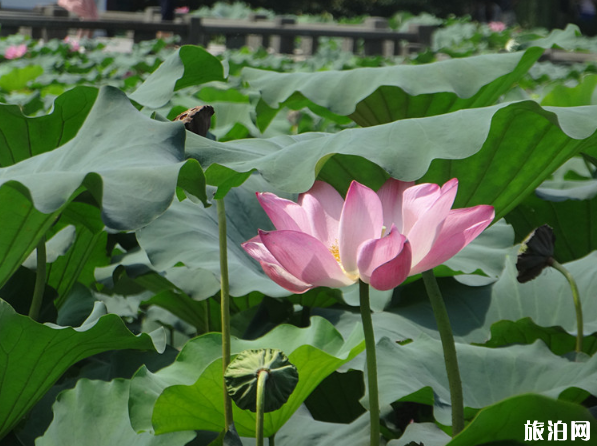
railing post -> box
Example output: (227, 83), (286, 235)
(416, 24), (438, 47)
(270, 16), (295, 54)
(0, 1), (21, 37)
(187, 16), (207, 46)
(41, 5), (69, 40)
(135, 6), (159, 42)
(300, 34), (318, 56)
(363, 16), (388, 56)
(400, 23), (437, 56)
(247, 13), (269, 50)
(342, 36), (358, 54)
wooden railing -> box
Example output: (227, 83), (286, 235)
(0, 5), (437, 57)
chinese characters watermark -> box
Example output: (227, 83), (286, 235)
(524, 420), (590, 442)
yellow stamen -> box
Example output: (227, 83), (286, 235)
(329, 240), (359, 281)
(329, 242), (341, 263)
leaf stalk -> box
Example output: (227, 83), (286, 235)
(549, 259), (583, 354)
(358, 280), (380, 446)
(422, 270), (464, 436)
(28, 236), (46, 321)
(256, 370), (268, 446)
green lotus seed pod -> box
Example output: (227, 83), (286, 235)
(224, 348), (298, 413)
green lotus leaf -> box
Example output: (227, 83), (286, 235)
(0, 65), (43, 93)
(136, 174), (289, 299)
(129, 45), (226, 109)
(44, 202), (109, 307)
(483, 317), (597, 356)
(541, 74), (597, 107)
(242, 48), (543, 129)
(0, 299), (165, 440)
(447, 394), (594, 446)
(507, 179), (597, 263)
(225, 348), (299, 412)
(0, 86), (97, 167)
(0, 85), (206, 288)
(36, 379), (194, 446)
(387, 423), (450, 446)
(521, 24), (582, 51)
(187, 101), (597, 222)
(128, 317), (364, 438)
(272, 408), (371, 446)
(370, 335), (597, 426)
(322, 246), (597, 347)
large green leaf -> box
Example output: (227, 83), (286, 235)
(371, 335), (597, 426)
(447, 394), (594, 446)
(319, 247), (597, 346)
(128, 317), (364, 438)
(0, 86), (98, 167)
(0, 86), (205, 288)
(136, 174), (290, 298)
(45, 202), (110, 306)
(187, 101), (597, 222)
(541, 74), (597, 107)
(506, 180), (597, 263)
(272, 407), (370, 446)
(129, 45), (226, 109)
(0, 299), (165, 440)
(37, 379), (195, 446)
(0, 65), (43, 93)
(388, 423), (450, 446)
(242, 48), (543, 129)
(483, 317), (597, 356)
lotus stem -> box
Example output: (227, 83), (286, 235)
(422, 270), (464, 436)
(269, 434), (275, 446)
(549, 259), (583, 354)
(359, 279), (380, 446)
(28, 236), (46, 321)
(217, 198), (233, 430)
(256, 370), (269, 446)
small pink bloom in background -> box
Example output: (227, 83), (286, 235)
(488, 21), (506, 32)
(175, 6), (190, 14)
(4, 44), (27, 60)
(242, 178), (494, 293)
(64, 36), (81, 52)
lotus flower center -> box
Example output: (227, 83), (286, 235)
(329, 242), (341, 263)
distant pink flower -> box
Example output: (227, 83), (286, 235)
(4, 44), (27, 60)
(242, 179), (494, 293)
(175, 6), (190, 14)
(488, 21), (506, 32)
(64, 36), (81, 52)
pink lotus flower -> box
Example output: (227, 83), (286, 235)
(488, 21), (506, 32)
(175, 6), (190, 14)
(243, 179), (494, 293)
(64, 36), (81, 52)
(4, 44), (27, 60)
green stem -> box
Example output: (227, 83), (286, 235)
(28, 236), (46, 321)
(421, 270), (464, 436)
(269, 434), (275, 446)
(550, 259), (583, 354)
(358, 280), (380, 446)
(217, 198), (233, 430)
(256, 370), (268, 446)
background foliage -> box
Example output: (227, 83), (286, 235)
(1, 4), (597, 446)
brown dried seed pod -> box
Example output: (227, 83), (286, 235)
(174, 105), (214, 137)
